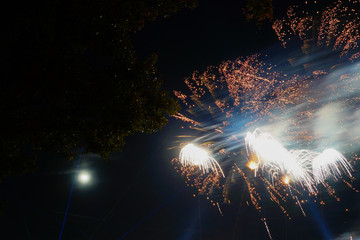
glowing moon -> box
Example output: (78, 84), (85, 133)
(78, 172), (90, 184)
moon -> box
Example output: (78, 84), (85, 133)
(78, 171), (91, 184)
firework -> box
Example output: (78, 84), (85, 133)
(272, 0), (360, 58)
(245, 129), (316, 193)
(179, 143), (225, 177)
(171, 0), (360, 236)
(245, 129), (354, 193)
(312, 148), (353, 184)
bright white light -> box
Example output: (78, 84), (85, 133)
(179, 143), (225, 177)
(245, 129), (353, 193)
(245, 129), (316, 193)
(247, 160), (258, 170)
(78, 172), (91, 184)
(283, 175), (290, 185)
(312, 148), (353, 184)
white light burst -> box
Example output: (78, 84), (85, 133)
(312, 149), (353, 184)
(245, 129), (353, 193)
(245, 129), (316, 193)
(179, 143), (225, 177)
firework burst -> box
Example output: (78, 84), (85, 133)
(245, 128), (354, 194)
(170, 0), (360, 237)
(179, 143), (225, 177)
(312, 148), (353, 184)
(245, 129), (317, 194)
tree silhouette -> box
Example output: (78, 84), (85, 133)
(2, 0), (198, 177)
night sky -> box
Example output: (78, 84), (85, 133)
(1, 0), (360, 239)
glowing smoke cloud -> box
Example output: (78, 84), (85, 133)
(179, 143), (225, 177)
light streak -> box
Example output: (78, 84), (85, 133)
(261, 177), (290, 218)
(235, 164), (262, 212)
(295, 195), (306, 217)
(173, 113), (200, 126)
(343, 179), (359, 192)
(59, 148), (84, 240)
(216, 202), (223, 216)
(324, 182), (340, 201)
(262, 218), (273, 240)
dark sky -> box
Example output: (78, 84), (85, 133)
(1, 0), (360, 239)
(133, 0), (280, 91)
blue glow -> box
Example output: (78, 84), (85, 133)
(308, 201), (332, 240)
(59, 147), (85, 240)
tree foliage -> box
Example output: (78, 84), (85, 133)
(2, 0), (198, 177)
(244, 0), (273, 25)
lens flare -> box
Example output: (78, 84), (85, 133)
(283, 176), (290, 185)
(247, 160), (258, 170)
(179, 144), (225, 177)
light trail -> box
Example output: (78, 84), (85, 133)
(295, 196), (306, 217)
(262, 218), (273, 240)
(216, 202), (223, 216)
